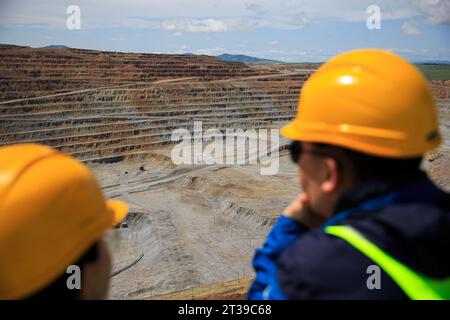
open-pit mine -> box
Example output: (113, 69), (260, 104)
(1, 44), (449, 299)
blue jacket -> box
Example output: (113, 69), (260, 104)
(248, 173), (450, 299)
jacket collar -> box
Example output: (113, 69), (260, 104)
(324, 171), (444, 227)
(334, 171), (431, 213)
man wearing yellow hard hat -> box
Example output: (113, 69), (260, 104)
(0, 144), (128, 299)
(248, 49), (450, 299)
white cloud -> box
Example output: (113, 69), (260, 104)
(0, 14), (63, 28)
(162, 19), (230, 33)
(286, 11), (311, 28)
(416, 0), (450, 25)
(401, 20), (424, 36)
(245, 3), (267, 15)
(159, 14), (311, 33)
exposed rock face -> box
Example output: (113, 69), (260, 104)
(0, 45), (312, 162)
(429, 80), (450, 99)
(1, 45), (446, 165)
(0, 44), (273, 101)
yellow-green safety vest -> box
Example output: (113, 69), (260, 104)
(324, 225), (450, 300)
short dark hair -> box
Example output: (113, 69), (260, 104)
(27, 241), (99, 300)
(289, 141), (423, 183)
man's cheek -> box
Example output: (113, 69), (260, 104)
(300, 174), (309, 195)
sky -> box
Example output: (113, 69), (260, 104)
(0, 0), (449, 62)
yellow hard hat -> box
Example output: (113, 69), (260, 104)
(281, 49), (441, 158)
(0, 144), (128, 299)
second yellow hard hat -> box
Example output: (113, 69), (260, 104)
(0, 144), (128, 299)
(281, 49), (441, 158)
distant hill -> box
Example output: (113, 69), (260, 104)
(0, 44), (29, 48)
(41, 45), (70, 49)
(217, 54), (282, 64)
(413, 61), (450, 64)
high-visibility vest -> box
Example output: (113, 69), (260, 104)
(324, 225), (450, 300)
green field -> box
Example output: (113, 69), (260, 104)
(416, 64), (450, 80)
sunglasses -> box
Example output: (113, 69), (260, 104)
(289, 141), (321, 163)
(289, 141), (343, 170)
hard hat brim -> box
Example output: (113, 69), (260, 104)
(280, 121), (302, 141)
(106, 199), (128, 225)
(281, 120), (441, 158)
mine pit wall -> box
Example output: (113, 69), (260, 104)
(438, 99), (450, 121)
(2, 44), (445, 165)
(1, 71), (445, 165)
(430, 80), (450, 99)
(0, 45), (275, 101)
(0, 74), (308, 162)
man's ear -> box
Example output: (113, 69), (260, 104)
(321, 157), (339, 193)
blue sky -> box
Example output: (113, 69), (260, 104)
(0, 0), (449, 62)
